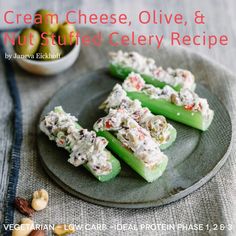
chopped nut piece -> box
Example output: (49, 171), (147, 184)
(29, 229), (45, 236)
(12, 218), (34, 236)
(170, 94), (178, 104)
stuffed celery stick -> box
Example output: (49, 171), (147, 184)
(122, 73), (214, 131)
(99, 84), (177, 150)
(109, 51), (196, 91)
(40, 106), (121, 182)
(94, 109), (168, 182)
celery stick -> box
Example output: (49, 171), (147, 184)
(84, 154), (121, 182)
(64, 109), (121, 182)
(97, 131), (168, 183)
(100, 106), (176, 150)
(99, 83), (177, 150)
(100, 107), (176, 151)
(75, 124), (121, 182)
(41, 107), (121, 182)
(109, 64), (185, 91)
(127, 92), (214, 131)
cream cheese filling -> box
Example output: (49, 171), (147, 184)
(40, 106), (112, 175)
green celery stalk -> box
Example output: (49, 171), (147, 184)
(109, 63), (193, 91)
(100, 92), (177, 150)
(45, 107), (121, 182)
(84, 155), (121, 182)
(126, 92), (214, 131)
(99, 111), (176, 151)
(67, 126), (121, 182)
(97, 131), (168, 183)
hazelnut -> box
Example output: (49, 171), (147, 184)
(31, 189), (49, 211)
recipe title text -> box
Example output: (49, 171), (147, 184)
(2, 9), (229, 49)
